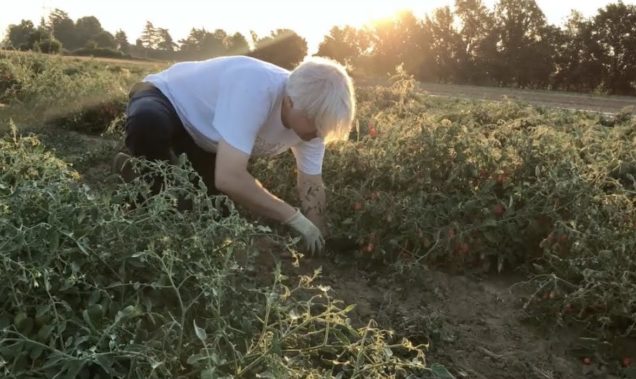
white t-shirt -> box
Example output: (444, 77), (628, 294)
(144, 56), (325, 175)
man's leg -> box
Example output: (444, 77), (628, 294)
(175, 137), (220, 196)
(122, 85), (180, 193)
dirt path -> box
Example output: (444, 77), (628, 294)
(419, 82), (635, 115)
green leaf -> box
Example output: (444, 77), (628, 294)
(200, 368), (215, 379)
(0, 343), (23, 359)
(482, 218), (498, 228)
(483, 231), (498, 243)
(623, 367), (636, 379)
(36, 324), (54, 341)
(187, 353), (205, 366)
(14, 312), (28, 329)
(114, 305), (142, 324)
(193, 320), (207, 341)
(29, 344), (44, 360)
(82, 310), (98, 333)
(430, 363), (455, 379)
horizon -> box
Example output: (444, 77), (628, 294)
(1, 0), (632, 55)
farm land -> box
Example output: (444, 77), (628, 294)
(1, 52), (635, 378)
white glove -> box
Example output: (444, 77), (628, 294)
(284, 209), (325, 254)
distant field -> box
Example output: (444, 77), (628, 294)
(419, 81), (635, 114)
(0, 49), (165, 67)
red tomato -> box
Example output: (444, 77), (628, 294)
(493, 203), (506, 217)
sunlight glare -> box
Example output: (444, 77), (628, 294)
(344, 0), (424, 28)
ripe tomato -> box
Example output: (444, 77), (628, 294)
(454, 243), (470, 255)
(493, 203), (506, 217)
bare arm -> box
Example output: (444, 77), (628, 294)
(296, 171), (328, 236)
(215, 140), (296, 222)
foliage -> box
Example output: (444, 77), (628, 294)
(178, 28), (249, 61)
(0, 124), (434, 378)
(249, 29), (309, 70)
(0, 51), (158, 131)
(71, 47), (131, 60)
(252, 72), (636, 340)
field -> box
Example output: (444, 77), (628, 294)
(1, 52), (636, 378)
(419, 82), (636, 115)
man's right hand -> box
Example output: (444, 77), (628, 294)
(285, 209), (325, 255)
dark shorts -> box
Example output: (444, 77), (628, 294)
(125, 82), (219, 195)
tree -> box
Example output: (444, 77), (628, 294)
(367, 11), (425, 76)
(91, 31), (117, 49)
(549, 12), (597, 91)
(249, 29), (308, 69)
(204, 29), (228, 57)
(3, 20), (36, 50)
(47, 9), (75, 49)
(454, 0), (498, 83)
(179, 28), (247, 60)
(421, 7), (462, 82)
(114, 30), (130, 54)
(316, 26), (368, 65)
(493, 0), (554, 87)
(75, 16), (104, 48)
(156, 28), (177, 52)
(179, 28), (209, 59)
(592, 2), (636, 94)
(140, 21), (159, 49)
(225, 32), (249, 55)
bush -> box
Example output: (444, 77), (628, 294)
(71, 47), (131, 59)
(36, 39), (62, 54)
(0, 52), (146, 129)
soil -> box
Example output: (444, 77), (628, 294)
(254, 247), (628, 379)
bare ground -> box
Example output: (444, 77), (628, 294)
(263, 251), (633, 379)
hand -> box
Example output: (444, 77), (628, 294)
(284, 209), (325, 254)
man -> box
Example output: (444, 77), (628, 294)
(114, 55), (356, 254)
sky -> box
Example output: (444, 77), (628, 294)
(1, 0), (633, 54)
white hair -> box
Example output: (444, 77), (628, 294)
(286, 56), (356, 143)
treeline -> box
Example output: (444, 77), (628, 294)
(2, 0), (636, 95)
(0, 9), (311, 70)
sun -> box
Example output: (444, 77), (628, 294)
(344, 0), (425, 28)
